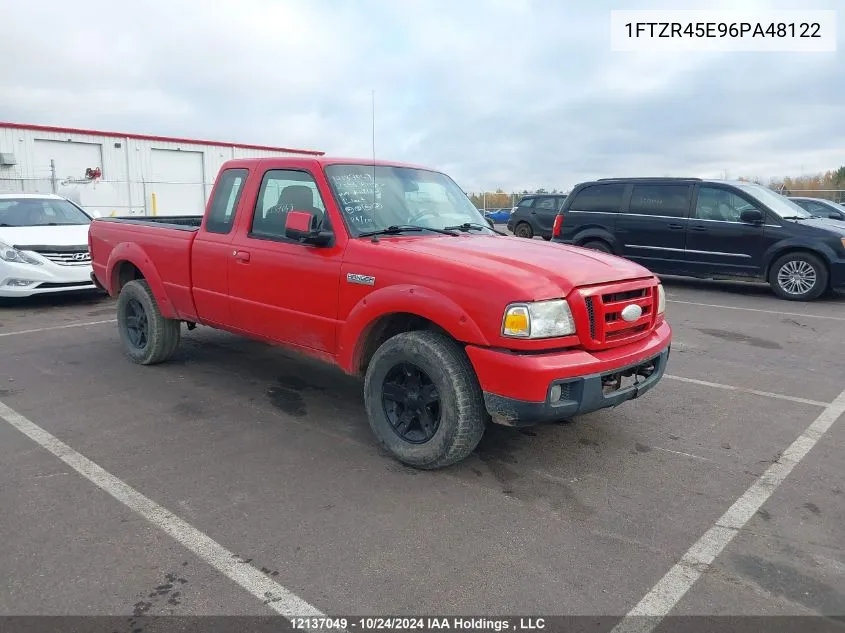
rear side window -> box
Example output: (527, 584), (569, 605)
(629, 184), (691, 218)
(534, 197), (556, 210)
(206, 168), (248, 234)
(567, 184), (625, 212)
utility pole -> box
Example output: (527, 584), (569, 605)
(50, 159), (58, 193)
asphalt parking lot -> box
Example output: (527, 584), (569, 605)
(2, 275), (844, 630)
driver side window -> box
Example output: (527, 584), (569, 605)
(694, 187), (759, 223)
(250, 169), (327, 241)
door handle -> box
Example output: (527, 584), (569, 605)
(690, 226), (707, 232)
(232, 250), (251, 263)
(668, 224), (684, 230)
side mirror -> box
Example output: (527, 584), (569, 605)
(486, 217), (495, 229)
(829, 212), (843, 220)
(284, 210), (332, 246)
(740, 208), (764, 224)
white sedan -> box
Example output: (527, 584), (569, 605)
(0, 193), (102, 298)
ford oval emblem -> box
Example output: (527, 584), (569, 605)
(621, 304), (643, 322)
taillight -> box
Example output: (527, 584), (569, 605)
(552, 214), (563, 238)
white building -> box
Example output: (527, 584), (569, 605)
(0, 122), (324, 216)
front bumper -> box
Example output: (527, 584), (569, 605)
(465, 321), (672, 426)
(0, 260), (97, 298)
(831, 258), (845, 290)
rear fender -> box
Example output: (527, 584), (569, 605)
(574, 228), (618, 251)
(337, 284), (490, 374)
(106, 242), (178, 319)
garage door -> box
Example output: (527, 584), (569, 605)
(149, 149), (206, 216)
(34, 140), (103, 182)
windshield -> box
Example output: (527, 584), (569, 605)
(0, 197), (92, 226)
(733, 183), (812, 219)
(324, 164), (490, 236)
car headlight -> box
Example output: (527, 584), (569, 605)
(0, 241), (42, 266)
(502, 299), (576, 338)
(656, 283), (666, 314)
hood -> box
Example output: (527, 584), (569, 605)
(790, 217), (845, 236)
(382, 235), (655, 298)
(0, 224), (91, 249)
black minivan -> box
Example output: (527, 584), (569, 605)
(550, 177), (845, 301)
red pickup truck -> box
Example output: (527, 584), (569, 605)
(89, 157), (672, 469)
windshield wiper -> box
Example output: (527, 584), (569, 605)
(358, 225), (458, 238)
(444, 222), (506, 236)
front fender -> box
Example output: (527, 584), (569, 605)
(106, 242), (178, 319)
(337, 284), (490, 374)
(762, 240), (837, 274)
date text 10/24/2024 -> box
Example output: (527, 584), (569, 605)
(290, 617), (548, 631)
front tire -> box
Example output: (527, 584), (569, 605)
(768, 252), (828, 301)
(514, 222), (533, 239)
(364, 330), (486, 469)
(117, 279), (181, 364)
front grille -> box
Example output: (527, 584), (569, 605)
(584, 297), (596, 339)
(32, 247), (91, 266)
(575, 280), (656, 349)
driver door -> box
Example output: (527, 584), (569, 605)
(683, 185), (766, 277)
(227, 168), (344, 353)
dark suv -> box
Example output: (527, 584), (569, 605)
(507, 193), (568, 239)
(551, 177), (845, 301)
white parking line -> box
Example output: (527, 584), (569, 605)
(664, 374), (829, 407)
(0, 399), (336, 631)
(0, 319), (117, 338)
(610, 386), (845, 633)
(668, 299), (845, 322)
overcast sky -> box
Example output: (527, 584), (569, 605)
(1, 0), (843, 192)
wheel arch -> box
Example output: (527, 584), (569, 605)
(763, 244), (833, 280)
(106, 243), (178, 318)
(338, 285), (490, 376)
(573, 227), (619, 252)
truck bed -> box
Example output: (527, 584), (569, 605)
(98, 215), (203, 230)
(89, 217), (200, 320)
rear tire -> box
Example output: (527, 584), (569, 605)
(514, 222), (533, 239)
(116, 279), (181, 364)
(581, 239), (613, 254)
(364, 330), (486, 469)
(768, 252), (828, 301)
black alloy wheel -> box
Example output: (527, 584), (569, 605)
(381, 362), (441, 444)
(124, 298), (149, 349)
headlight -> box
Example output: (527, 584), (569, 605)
(502, 299), (576, 338)
(656, 283), (666, 314)
(0, 241), (42, 266)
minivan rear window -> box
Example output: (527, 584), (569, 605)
(567, 184), (625, 212)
